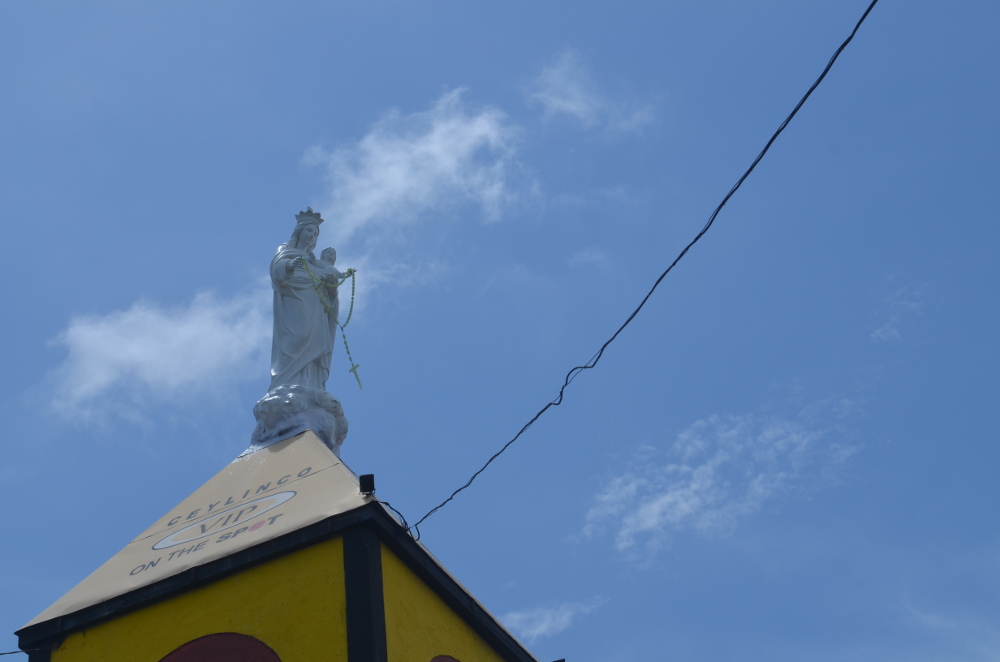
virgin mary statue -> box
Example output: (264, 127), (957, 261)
(250, 208), (348, 456)
(268, 208), (339, 391)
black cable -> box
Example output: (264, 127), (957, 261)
(1, 648), (49, 657)
(376, 498), (420, 539)
(409, 0), (880, 532)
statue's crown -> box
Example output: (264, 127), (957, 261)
(295, 207), (324, 225)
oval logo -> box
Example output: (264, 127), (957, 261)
(153, 491), (296, 550)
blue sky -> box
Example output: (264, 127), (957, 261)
(2, 2), (999, 660)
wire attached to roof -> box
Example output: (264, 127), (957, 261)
(404, 0), (881, 537)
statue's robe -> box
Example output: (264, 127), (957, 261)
(268, 245), (336, 391)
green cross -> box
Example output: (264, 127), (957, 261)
(349, 363), (363, 390)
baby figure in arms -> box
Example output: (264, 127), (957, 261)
(318, 247), (354, 284)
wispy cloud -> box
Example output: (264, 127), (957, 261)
(901, 602), (1000, 661)
(872, 286), (923, 343)
(478, 263), (554, 298)
(526, 49), (653, 133)
(502, 598), (606, 643)
(568, 248), (612, 272)
(585, 400), (859, 555)
(49, 287), (270, 423)
(305, 89), (527, 249)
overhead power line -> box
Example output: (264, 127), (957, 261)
(407, 0), (881, 538)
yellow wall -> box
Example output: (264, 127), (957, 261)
(381, 545), (508, 662)
(51, 538), (347, 662)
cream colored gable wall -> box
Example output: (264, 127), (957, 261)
(28, 432), (366, 628)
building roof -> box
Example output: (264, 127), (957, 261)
(23, 431), (368, 629)
(18, 431), (536, 662)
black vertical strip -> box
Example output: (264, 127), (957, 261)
(27, 648), (51, 662)
(343, 527), (388, 662)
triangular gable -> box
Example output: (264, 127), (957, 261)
(25, 431), (367, 627)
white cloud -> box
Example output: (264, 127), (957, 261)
(902, 603), (1000, 661)
(50, 287), (270, 422)
(526, 49), (653, 133)
(526, 50), (602, 127)
(332, 251), (449, 315)
(872, 286), (923, 342)
(305, 89), (525, 249)
(502, 598), (605, 643)
(568, 248), (612, 272)
(478, 263), (554, 298)
(585, 401), (859, 555)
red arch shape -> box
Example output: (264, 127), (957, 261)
(159, 632), (281, 662)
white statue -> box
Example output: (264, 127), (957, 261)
(268, 210), (340, 390)
(248, 208), (351, 456)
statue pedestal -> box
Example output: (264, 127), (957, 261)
(248, 384), (348, 456)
